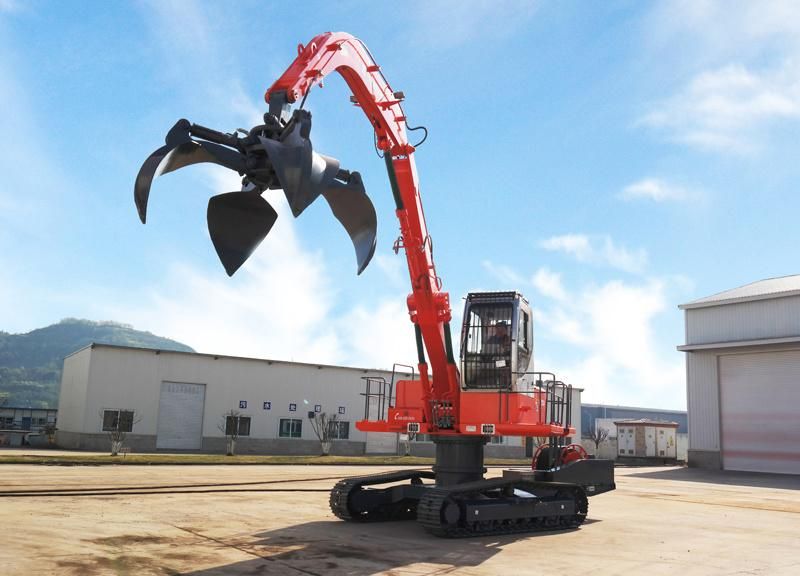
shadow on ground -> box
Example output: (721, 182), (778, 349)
(627, 466), (800, 490)
(180, 518), (590, 576)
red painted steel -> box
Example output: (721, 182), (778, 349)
(266, 33), (573, 438)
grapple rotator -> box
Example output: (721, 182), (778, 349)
(135, 107), (377, 276)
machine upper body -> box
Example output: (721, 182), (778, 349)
(135, 31), (573, 438)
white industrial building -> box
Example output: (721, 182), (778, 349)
(679, 275), (800, 474)
(56, 343), (576, 457)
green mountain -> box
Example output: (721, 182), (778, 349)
(0, 319), (194, 408)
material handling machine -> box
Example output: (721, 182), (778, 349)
(135, 31), (615, 537)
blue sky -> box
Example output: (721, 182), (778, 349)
(2, 1), (799, 410)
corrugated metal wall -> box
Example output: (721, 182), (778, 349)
(56, 348), (92, 433)
(686, 352), (719, 451)
(686, 295), (800, 345)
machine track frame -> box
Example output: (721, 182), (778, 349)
(330, 470), (589, 538)
(330, 469), (435, 522)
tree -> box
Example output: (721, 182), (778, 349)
(101, 409), (141, 456)
(308, 411), (338, 456)
(42, 422), (58, 447)
(219, 409), (244, 456)
(589, 426), (610, 452)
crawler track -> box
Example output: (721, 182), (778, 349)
(417, 478), (588, 538)
(331, 470), (588, 538)
(330, 469), (435, 522)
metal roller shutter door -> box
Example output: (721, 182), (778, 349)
(719, 351), (800, 474)
(156, 382), (206, 450)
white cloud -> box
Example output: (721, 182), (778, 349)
(642, 1), (800, 153)
(103, 164), (416, 369)
(540, 234), (592, 260)
(374, 253), (405, 287)
(104, 174), (341, 360)
(538, 277), (685, 409)
(531, 267), (567, 301)
(336, 298), (418, 369)
(619, 178), (692, 202)
(648, 0), (800, 54)
(408, 0), (539, 49)
(0, 0), (20, 14)
(482, 260), (525, 286)
(534, 229), (689, 408)
(481, 233), (688, 408)
(104, 215), (418, 369)
(641, 64), (800, 153)
(540, 234), (647, 274)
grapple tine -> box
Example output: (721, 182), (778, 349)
(322, 172), (377, 275)
(134, 120), (246, 224)
(207, 192), (278, 276)
(134, 143), (172, 223)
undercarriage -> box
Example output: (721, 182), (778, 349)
(330, 436), (615, 538)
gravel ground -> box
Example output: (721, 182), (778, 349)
(0, 463), (798, 575)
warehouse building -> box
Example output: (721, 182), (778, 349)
(0, 406), (58, 447)
(679, 275), (800, 474)
(0, 406), (58, 432)
(56, 343), (569, 457)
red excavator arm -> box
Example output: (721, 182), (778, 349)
(266, 32), (460, 431)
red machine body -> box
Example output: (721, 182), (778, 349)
(266, 32), (574, 441)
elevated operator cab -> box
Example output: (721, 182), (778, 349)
(460, 291), (533, 391)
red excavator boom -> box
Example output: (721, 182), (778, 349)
(267, 32), (461, 434)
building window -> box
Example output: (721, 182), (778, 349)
(412, 434), (431, 442)
(328, 421), (350, 440)
(279, 418), (302, 438)
(102, 410), (135, 432)
(489, 435), (505, 444)
(225, 415), (251, 437)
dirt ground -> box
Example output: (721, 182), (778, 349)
(0, 462), (798, 575)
